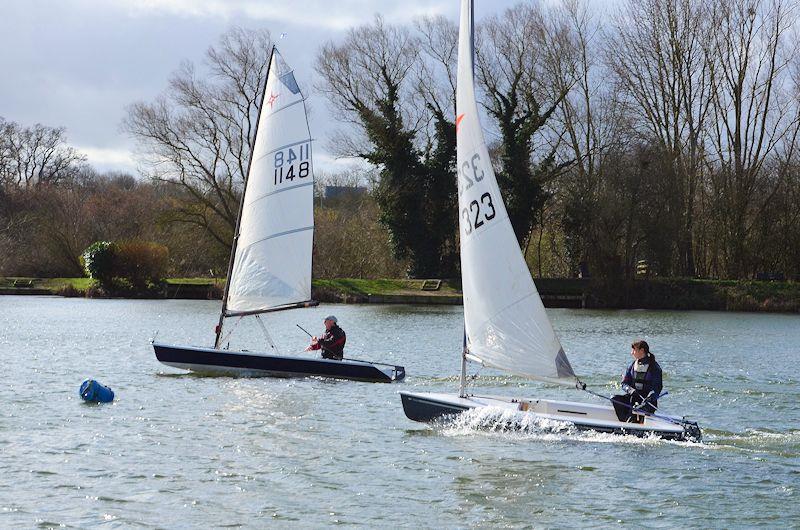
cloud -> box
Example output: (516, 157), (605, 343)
(77, 145), (138, 173)
(112, 0), (451, 30)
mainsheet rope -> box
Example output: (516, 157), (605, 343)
(575, 379), (694, 428)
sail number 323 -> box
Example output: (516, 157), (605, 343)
(459, 153), (496, 235)
(274, 143), (311, 185)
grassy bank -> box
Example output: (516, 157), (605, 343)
(312, 278), (461, 303)
(0, 277), (462, 303)
(2, 276), (799, 312)
(0, 277), (221, 298)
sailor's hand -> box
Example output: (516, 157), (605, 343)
(622, 384), (635, 395)
(311, 336), (318, 343)
(305, 345), (313, 351)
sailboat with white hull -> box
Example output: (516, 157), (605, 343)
(400, 0), (700, 439)
(153, 47), (404, 384)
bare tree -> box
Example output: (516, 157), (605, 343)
(704, 0), (800, 277)
(607, 0), (713, 276)
(553, 1), (640, 278)
(316, 15), (458, 277)
(0, 117), (86, 190)
(414, 14), (458, 140)
(124, 27), (273, 251)
(475, 2), (575, 246)
(316, 15), (420, 154)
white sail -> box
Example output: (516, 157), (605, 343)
(456, 0), (575, 383)
(226, 49), (314, 315)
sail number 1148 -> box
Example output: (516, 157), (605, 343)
(274, 143), (311, 185)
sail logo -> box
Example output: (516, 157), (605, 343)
(456, 113), (465, 133)
(266, 92), (279, 109)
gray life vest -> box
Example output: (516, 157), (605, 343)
(633, 356), (650, 390)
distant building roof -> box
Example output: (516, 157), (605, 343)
(324, 185), (367, 199)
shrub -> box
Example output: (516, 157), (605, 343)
(82, 241), (118, 288)
(80, 239), (169, 294)
(115, 240), (169, 290)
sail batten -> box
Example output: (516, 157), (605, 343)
(225, 49), (314, 316)
(456, 0), (576, 384)
(260, 99), (305, 119)
(255, 139), (313, 161)
(240, 225), (314, 247)
(246, 181), (313, 206)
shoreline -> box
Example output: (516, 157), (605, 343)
(2, 277), (799, 313)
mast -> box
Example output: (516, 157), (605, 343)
(457, 0), (475, 398)
(459, 328), (468, 397)
(214, 45), (276, 349)
(469, 0), (475, 78)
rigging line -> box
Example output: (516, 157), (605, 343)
(299, 83), (316, 183)
(219, 315), (245, 348)
(255, 315), (281, 355)
(466, 364), (483, 388)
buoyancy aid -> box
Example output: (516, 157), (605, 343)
(319, 325), (346, 360)
(633, 355), (651, 391)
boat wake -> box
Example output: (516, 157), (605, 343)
(438, 408), (800, 451)
(436, 406), (704, 446)
(438, 406), (576, 439)
(701, 428), (800, 457)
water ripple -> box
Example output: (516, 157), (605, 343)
(1, 298), (798, 527)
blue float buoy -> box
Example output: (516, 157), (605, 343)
(79, 379), (114, 403)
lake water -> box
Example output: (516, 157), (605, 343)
(1, 296), (798, 528)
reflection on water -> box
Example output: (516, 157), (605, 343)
(0, 296), (798, 527)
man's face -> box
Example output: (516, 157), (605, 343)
(324, 319), (334, 331)
(631, 346), (646, 360)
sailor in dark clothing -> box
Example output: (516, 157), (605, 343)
(612, 340), (663, 423)
(305, 315), (346, 360)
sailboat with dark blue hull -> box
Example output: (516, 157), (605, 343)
(152, 47), (404, 384)
(153, 343), (403, 383)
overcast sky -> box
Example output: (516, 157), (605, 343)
(0, 0), (586, 175)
